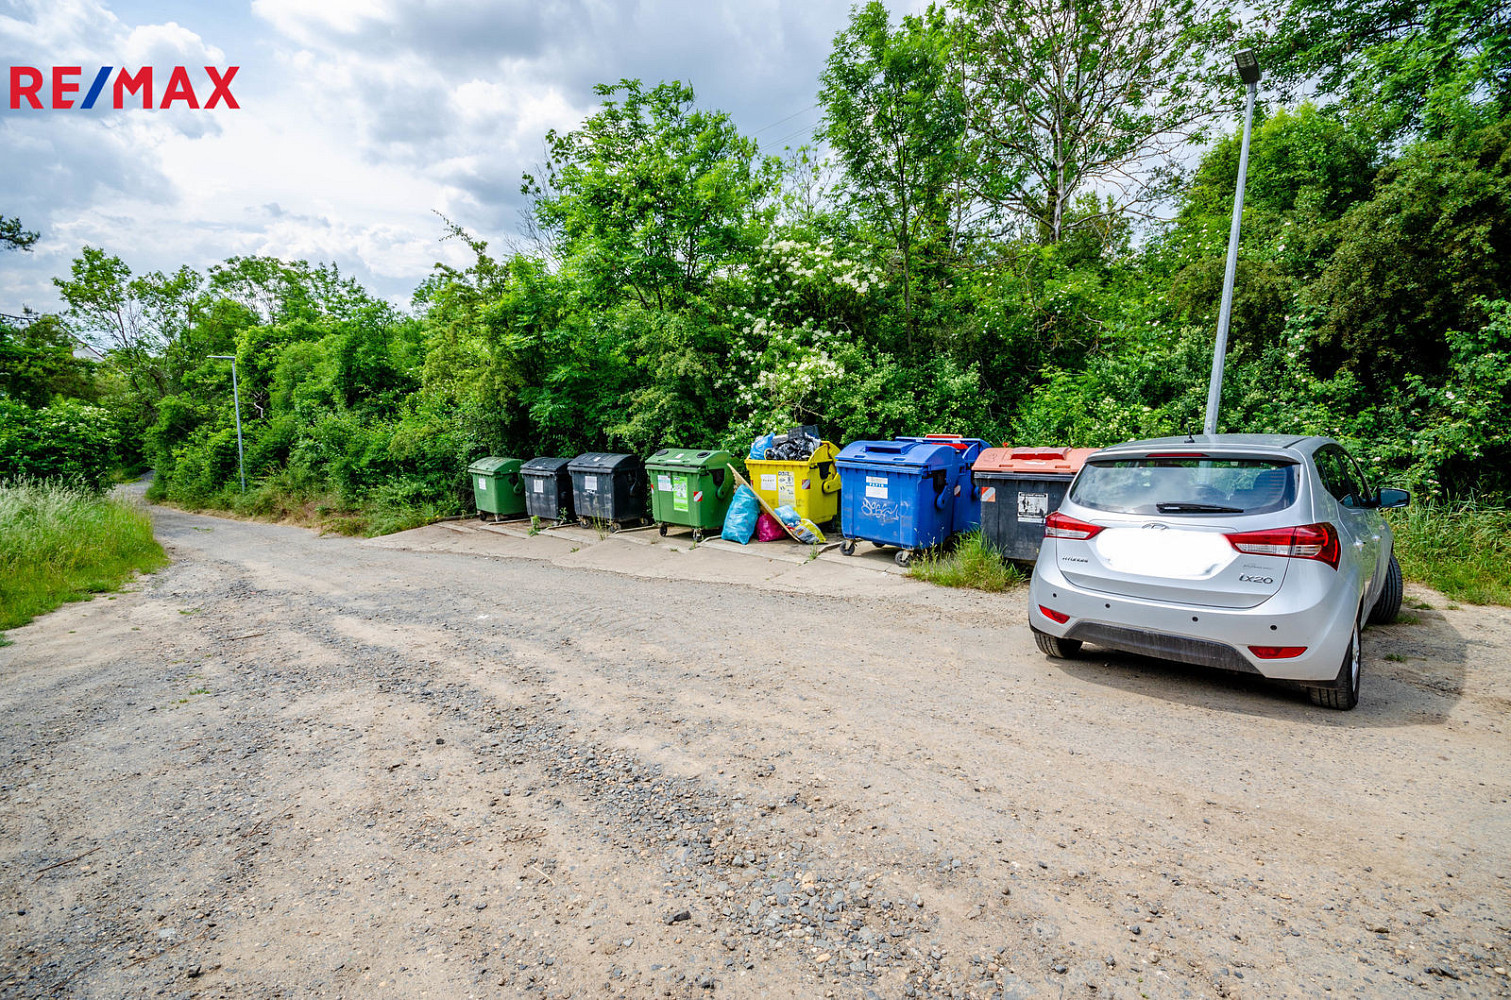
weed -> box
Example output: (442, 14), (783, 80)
(0, 480), (167, 634)
(187, 687), (210, 696)
(908, 531), (1026, 593)
(528, 516), (542, 537)
(1391, 612), (1420, 625)
(1384, 653), (1407, 662)
(1391, 501), (1511, 605)
(1407, 599), (1433, 610)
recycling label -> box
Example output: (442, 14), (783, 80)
(584, 475), (597, 491)
(865, 475), (888, 499)
(533, 479), (543, 493)
(673, 479), (689, 512)
(1017, 492), (1049, 523)
(476, 477), (487, 491)
(777, 470), (796, 504)
(760, 473), (777, 491)
(657, 474), (673, 492)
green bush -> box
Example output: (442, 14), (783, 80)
(0, 400), (120, 490)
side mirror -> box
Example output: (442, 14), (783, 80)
(1377, 487), (1410, 509)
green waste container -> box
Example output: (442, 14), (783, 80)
(646, 447), (736, 541)
(468, 456), (527, 518)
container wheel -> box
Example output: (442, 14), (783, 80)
(658, 523), (668, 537)
(840, 539), (857, 556)
(894, 549), (913, 568)
(871, 540), (886, 549)
(609, 522), (621, 533)
(692, 529), (704, 543)
(578, 517), (589, 527)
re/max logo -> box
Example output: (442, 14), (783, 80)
(8, 66), (239, 110)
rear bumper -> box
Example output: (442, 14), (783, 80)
(1028, 545), (1358, 682)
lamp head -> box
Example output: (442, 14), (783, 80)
(1234, 48), (1261, 86)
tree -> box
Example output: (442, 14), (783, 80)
(0, 316), (97, 407)
(956, 0), (1238, 243)
(819, 3), (968, 327)
(0, 216), (39, 254)
(525, 80), (779, 310)
(1260, 0), (1511, 140)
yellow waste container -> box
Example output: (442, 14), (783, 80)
(746, 441), (842, 525)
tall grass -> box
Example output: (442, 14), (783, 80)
(0, 480), (168, 635)
(156, 469), (459, 537)
(908, 530), (1027, 593)
(1391, 501), (1511, 605)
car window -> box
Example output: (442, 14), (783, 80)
(1070, 458), (1298, 516)
(1314, 446), (1363, 506)
(1341, 451), (1373, 508)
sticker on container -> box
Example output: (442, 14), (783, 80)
(777, 470), (796, 504)
(584, 475), (598, 491)
(802, 478), (811, 491)
(953, 484), (961, 496)
(760, 473), (777, 491)
(1017, 492), (1049, 523)
(981, 486), (996, 503)
(533, 479), (544, 493)
(865, 475), (888, 500)
(657, 474), (673, 492)
(693, 490), (703, 502)
(673, 479), (689, 512)
(477, 478), (487, 491)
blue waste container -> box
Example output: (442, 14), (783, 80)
(835, 439), (971, 565)
(896, 435), (992, 535)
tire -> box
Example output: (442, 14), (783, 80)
(608, 522), (620, 533)
(894, 549), (913, 567)
(692, 529), (703, 543)
(658, 524), (668, 537)
(1309, 616), (1361, 711)
(1033, 628), (1083, 659)
(871, 540), (886, 549)
(840, 539), (856, 556)
(1367, 553), (1403, 625)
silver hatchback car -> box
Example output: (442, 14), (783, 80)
(1028, 434), (1410, 710)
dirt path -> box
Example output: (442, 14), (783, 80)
(2, 499), (1508, 999)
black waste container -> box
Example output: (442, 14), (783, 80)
(972, 447), (1095, 562)
(568, 452), (646, 530)
(521, 456), (575, 523)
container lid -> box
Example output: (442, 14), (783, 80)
(835, 439), (959, 471)
(467, 456), (520, 475)
(972, 446), (1097, 475)
(568, 451), (643, 472)
(645, 447), (733, 471)
(521, 456), (573, 474)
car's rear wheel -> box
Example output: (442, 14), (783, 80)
(1033, 628), (1083, 659)
(1367, 553), (1403, 625)
(1309, 617), (1361, 711)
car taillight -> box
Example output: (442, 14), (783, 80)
(1248, 645), (1308, 659)
(1044, 511), (1104, 540)
(1226, 522), (1340, 569)
(1038, 606), (1070, 624)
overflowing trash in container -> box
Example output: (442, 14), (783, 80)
(747, 426), (843, 527)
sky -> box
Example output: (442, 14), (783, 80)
(0, 0), (916, 314)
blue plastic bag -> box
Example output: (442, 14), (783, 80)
(748, 433), (774, 460)
(721, 485), (761, 544)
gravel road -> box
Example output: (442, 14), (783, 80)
(2, 495), (1509, 999)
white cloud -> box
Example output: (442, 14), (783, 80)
(1, 0), (900, 314)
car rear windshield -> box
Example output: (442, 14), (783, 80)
(1070, 457), (1298, 516)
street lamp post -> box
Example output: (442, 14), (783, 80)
(208, 355), (246, 493)
(1203, 48), (1262, 437)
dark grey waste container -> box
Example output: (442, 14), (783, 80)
(972, 448), (1096, 561)
(521, 456), (575, 523)
(567, 452), (646, 531)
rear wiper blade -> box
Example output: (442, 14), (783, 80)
(1156, 502), (1243, 513)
